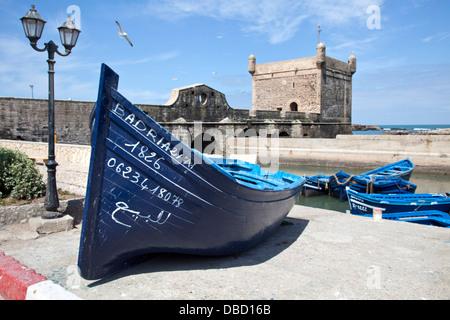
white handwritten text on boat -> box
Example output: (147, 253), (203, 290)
(112, 201), (171, 228)
(111, 103), (195, 170)
(107, 157), (184, 208)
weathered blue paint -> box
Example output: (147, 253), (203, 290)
(77, 64), (305, 280)
(355, 209), (450, 228)
(346, 187), (450, 217)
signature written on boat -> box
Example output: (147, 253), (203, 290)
(111, 103), (196, 170)
(111, 201), (171, 228)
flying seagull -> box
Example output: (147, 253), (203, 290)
(115, 20), (133, 47)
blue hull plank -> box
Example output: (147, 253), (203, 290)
(367, 210), (449, 220)
(346, 188), (450, 218)
(361, 158), (414, 181)
(329, 170), (417, 202)
(356, 210), (450, 228)
(77, 64), (305, 280)
(389, 212), (450, 228)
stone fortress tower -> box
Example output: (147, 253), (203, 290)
(248, 39), (356, 127)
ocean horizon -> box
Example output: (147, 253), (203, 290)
(353, 124), (450, 135)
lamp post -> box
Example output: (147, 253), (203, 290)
(21, 5), (81, 219)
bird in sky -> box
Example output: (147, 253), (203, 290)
(115, 20), (133, 47)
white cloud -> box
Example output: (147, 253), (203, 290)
(331, 36), (378, 51)
(0, 34), (99, 100)
(0, 35), (47, 98)
(120, 88), (171, 104)
(422, 32), (450, 43)
(143, 0), (379, 44)
(111, 50), (181, 66)
(304, 0), (378, 25)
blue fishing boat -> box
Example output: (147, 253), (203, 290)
(361, 158), (414, 181)
(346, 188), (450, 216)
(329, 170), (417, 201)
(78, 64), (306, 280)
(357, 210), (450, 228)
(303, 175), (331, 197)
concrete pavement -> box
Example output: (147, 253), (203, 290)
(0, 204), (449, 300)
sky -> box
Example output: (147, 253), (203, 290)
(0, 0), (449, 125)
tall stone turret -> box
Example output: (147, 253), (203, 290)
(248, 54), (256, 75)
(316, 42), (326, 68)
(348, 53), (357, 74)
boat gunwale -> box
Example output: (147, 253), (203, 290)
(361, 158), (414, 177)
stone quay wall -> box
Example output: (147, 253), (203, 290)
(1, 133), (449, 176)
(226, 134), (450, 174)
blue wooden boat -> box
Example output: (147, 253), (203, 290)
(346, 188), (450, 216)
(303, 175), (331, 197)
(78, 64), (306, 280)
(361, 158), (414, 181)
(329, 170), (417, 201)
(357, 210), (450, 228)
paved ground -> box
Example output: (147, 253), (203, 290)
(1, 204), (449, 300)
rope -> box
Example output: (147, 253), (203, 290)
(332, 174), (354, 186)
(362, 176), (374, 194)
(413, 201), (426, 212)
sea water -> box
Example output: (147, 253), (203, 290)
(279, 165), (450, 213)
(353, 124), (450, 135)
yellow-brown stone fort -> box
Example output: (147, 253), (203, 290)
(249, 42), (356, 120)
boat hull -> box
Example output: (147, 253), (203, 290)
(78, 64), (305, 280)
(356, 210), (450, 228)
(346, 188), (450, 216)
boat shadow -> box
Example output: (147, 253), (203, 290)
(88, 217), (309, 287)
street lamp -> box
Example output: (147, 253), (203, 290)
(21, 5), (81, 218)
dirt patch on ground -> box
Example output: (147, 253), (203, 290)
(1, 191), (84, 207)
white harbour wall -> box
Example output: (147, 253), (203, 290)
(1, 134), (449, 175)
(225, 135), (450, 174)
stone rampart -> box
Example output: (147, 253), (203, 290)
(0, 97), (93, 145)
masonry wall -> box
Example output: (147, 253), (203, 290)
(0, 97), (93, 145)
(0, 85), (351, 145)
(251, 57), (321, 112)
(319, 57), (353, 126)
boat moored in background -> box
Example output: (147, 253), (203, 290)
(303, 175), (331, 197)
(360, 158), (414, 181)
(346, 187), (450, 216)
